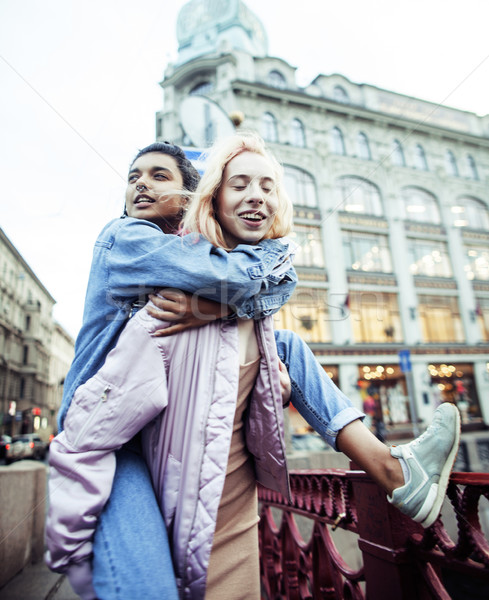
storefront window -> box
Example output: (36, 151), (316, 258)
(349, 292), (403, 343)
(273, 287), (331, 343)
(427, 363), (482, 424)
(418, 295), (464, 343)
(357, 364), (410, 432)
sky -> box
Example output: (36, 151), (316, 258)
(1, 0), (488, 339)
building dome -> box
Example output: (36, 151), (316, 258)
(176, 0), (268, 64)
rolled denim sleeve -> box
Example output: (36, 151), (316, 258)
(106, 219), (296, 318)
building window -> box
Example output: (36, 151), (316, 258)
(418, 295), (464, 342)
(25, 315), (31, 331)
(22, 345), (28, 365)
(392, 139), (406, 166)
(335, 176), (383, 217)
(464, 246), (489, 280)
(349, 292), (402, 343)
(268, 70), (286, 89)
(261, 112), (278, 142)
(357, 132), (371, 160)
(343, 231), (392, 273)
(450, 197), (489, 229)
(401, 187), (440, 223)
(289, 224), (324, 268)
(467, 155), (479, 180)
(413, 144), (428, 170)
(189, 81), (214, 96)
(333, 85), (349, 103)
(156, 117), (162, 139)
(330, 126), (346, 155)
(274, 288), (331, 343)
(290, 118), (306, 147)
(445, 150), (459, 176)
(283, 166), (317, 207)
(407, 240), (453, 277)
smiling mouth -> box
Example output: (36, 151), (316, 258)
(239, 211), (266, 222)
(135, 194), (155, 204)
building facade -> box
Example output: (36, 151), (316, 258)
(156, 0), (489, 437)
(0, 228), (74, 441)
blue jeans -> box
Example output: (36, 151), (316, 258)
(274, 329), (364, 450)
(92, 444), (179, 600)
(92, 330), (363, 598)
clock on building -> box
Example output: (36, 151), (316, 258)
(177, 0), (239, 47)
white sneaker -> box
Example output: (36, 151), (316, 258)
(388, 402), (461, 528)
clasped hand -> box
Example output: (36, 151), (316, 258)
(146, 289), (291, 404)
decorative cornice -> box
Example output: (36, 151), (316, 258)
(307, 343), (489, 357)
(414, 277), (458, 290)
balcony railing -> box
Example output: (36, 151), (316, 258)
(258, 469), (489, 599)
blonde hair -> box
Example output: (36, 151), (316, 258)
(182, 132), (293, 250)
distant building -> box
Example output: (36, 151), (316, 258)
(157, 0), (489, 436)
(0, 228), (74, 440)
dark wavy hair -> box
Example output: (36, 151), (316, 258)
(130, 142), (200, 192)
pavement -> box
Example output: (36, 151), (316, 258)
(0, 560), (78, 600)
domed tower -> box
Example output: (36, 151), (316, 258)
(155, 0), (285, 148)
(176, 0), (268, 65)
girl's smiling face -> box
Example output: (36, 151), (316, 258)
(125, 152), (185, 232)
(215, 151), (279, 249)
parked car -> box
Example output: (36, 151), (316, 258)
(1, 434), (12, 461)
(4, 436), (25, 464)
(12, 434), (47, 461)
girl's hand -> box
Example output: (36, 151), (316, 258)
(278, 359), (292, 405)
(147, 289), (231, 337)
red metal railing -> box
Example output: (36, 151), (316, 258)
(258, 470), (489, 599)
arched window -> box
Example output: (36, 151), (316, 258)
(189, 81), (214, 96)
(401, 187), (440, 223)
(450, 197), (489, 230)
(445, 150), (459, 176)
(335, 176), (383, 217)
(290, 118), (306, 147)
(467, 155), (479, 180)
(331, 126), (346, 155)
(392, 139), (406, 166)
(268, 70), (286, 89)
(357, 132), (371, 160)
(333, 85), (349, 103)
(283, 166), (317, 207)
(414, 144), (429, 170)
(261, 112), (278, 142)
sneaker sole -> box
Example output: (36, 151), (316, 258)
(419, 404), (461, 528)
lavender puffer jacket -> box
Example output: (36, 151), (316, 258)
(45, 303), (291, 599)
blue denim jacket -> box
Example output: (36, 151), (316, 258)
(58, 217), (297, 429)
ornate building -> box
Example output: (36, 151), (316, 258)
(0, 228), (74, 440)
(156, 0), (489, 437)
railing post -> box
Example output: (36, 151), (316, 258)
(349, 470), (426, 600)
